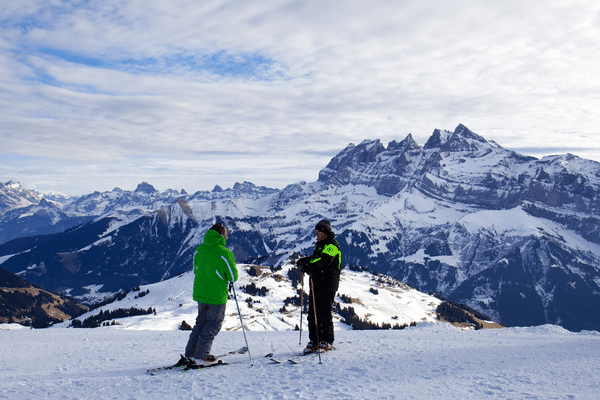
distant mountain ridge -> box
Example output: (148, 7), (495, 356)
(2, 124), (600, 332)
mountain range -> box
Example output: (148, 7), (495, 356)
(1, 124), (600, 332)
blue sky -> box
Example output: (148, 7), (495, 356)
(1, 0), (600, 195)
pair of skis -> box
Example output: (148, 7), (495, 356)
(147, 347), (248, 375)
(147, 359), (233, 375)
(148, 345), (336, 375)
(268, 345), (336, 365)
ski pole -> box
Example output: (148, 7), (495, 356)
(232, 284), (254, 366)
(309, 277), (322, 364)
(299, 272), (304, 346)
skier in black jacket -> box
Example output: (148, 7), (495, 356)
(297, 219), (342, 353)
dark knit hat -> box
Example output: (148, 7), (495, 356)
(315, 219), (333, 236)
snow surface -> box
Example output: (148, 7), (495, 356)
(1, 264), (599, 399)
(1, 324), (599, 399)
(2, 260), (599, 398)
(1, 263), (599, 399)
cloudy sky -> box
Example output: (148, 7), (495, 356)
(1, 0), (599, 196)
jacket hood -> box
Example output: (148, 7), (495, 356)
(203, 229), (226, 246)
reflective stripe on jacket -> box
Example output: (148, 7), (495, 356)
(310, 243), (342, 269)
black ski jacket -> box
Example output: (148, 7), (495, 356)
(298, 235), (342, 297)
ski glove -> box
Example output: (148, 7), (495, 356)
(296, 257), (311, 274)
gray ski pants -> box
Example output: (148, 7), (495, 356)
(185, 302), (226, 360)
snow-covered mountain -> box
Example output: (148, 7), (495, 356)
(0, 181), (42, 215)
(2, 124), (600, 332)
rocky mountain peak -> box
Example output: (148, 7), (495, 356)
(0, 180), (41, 215)
(441, 124), (489, 153)
(387, 133), (421, 152)
(423, 128), (452, 149)
(318, 139), (386, 184)
(423, 124), (488, 153)
(232, 181), (258, 192)
(2, 180), (21, 189)
(134, 182), (158, 194)
(318, 125), (503, 195)
(37, 198), (59, 209)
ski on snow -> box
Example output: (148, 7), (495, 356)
(147, 347), (248, 375)
(270, 346), (337, 364)
(147, 359), (236, 375)
(148, 345), (337, 374)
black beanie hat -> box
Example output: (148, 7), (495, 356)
(315, 219), (333, 236)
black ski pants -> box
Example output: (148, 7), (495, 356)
(308, 280), (335, 344)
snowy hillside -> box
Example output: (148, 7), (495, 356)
(1, 324), (598, 399)
(61, 262), (444, 332)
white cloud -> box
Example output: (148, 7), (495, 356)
(1, 0), (600, 195)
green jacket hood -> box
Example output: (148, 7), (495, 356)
(203, 229), (226, 246)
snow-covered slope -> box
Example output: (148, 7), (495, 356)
(1, 324), (598, 399)
(60, 262), (443, 332)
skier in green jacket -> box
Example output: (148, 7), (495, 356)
(297, 219), (342, 353)
(184, 223), (238, 365)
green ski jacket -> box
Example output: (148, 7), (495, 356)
(192, 229), (238, 305)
